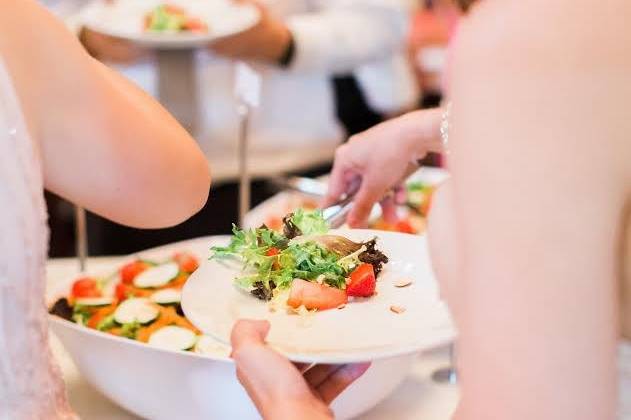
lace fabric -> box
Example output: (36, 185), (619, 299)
(0, 60), (75, 419)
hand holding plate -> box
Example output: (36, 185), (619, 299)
(230, 320), (369, 420)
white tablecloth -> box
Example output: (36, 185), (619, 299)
(47, 258), (459, 420)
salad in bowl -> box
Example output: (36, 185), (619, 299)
(49, 252), (225, 355)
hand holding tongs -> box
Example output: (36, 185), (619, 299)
(321, 161), (422, 229)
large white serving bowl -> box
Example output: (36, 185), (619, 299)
(48, 237), (421, 420)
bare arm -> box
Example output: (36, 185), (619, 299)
(441, 1), (631, 418)
(0, 0), (210, 228)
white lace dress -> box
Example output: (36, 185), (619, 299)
(0, 62), (76, 419)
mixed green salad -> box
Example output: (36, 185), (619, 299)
(211, 210), (388, 311)
(49, 253), (230, 355)
(144, 4), (208, 33)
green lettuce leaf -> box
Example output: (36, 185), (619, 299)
(290, 209), (328, 236)
(96, 314), (118, 332)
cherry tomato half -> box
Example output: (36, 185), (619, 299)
(120, 260), (149, 285)
(71, 277), (101, 298)
(173, 253), (199, 273)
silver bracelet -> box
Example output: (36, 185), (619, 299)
(439, 101), (452, 154)
(410, 103), (452, 167)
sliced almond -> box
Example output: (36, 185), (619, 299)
(394, 279), (413, 288)
(390, 305), (406, 314)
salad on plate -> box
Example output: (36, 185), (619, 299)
(211, 209), (389, 312)
(182, 219), (453, 362)
(144, 4), (208, 33)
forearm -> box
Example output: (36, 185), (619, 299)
(404, 108), (444, 157)
(383, 108), (444, 161)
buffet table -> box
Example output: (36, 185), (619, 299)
(48, 257), (460, 419)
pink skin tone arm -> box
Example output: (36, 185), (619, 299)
(0, 0), (210, 228)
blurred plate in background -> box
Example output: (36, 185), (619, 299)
(83, 0), (260, 49)
(245, 167), (450, 234)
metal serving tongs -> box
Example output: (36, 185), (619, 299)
(322, 190), (357, 229)
(321, 162), (422, 229)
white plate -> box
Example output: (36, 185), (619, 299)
(82, 0), (260, 49)
(182, 229), (455, 364)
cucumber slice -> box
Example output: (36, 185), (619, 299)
(150, 288), (181, 305)
(113, 298), (159, 325)
(194, 335), (231, 357)
(100, 280), (118, 298)
(74, 297), (114, 307)
(133, 262), (179, 289)
(148, 326), (197, 351)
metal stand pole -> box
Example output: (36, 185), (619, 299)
(237, 102), (251, 228)
(431, 342), (458, 384)
(74, 205), (88, 272)
(234, 62), (260, 228)
(156, 49), (198, 135)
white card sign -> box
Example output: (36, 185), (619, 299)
(234, 62), (261, 108)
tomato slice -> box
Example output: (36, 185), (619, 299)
(115, 283), (132, 302)
(71, 277), (102, 298)
(265, 247), (280, 257)
(347, 264), (376, 297)
(164, 5), (186, 15)
(395, 219), (416, 234)
(287, 279), (347, 311)
(173, 252), (199, 273)
(182, 18), (207, 33)
(120, 260), (149, 284)
(265, 216), (283, 231)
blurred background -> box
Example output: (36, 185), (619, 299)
(44, 0), (460, 257)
